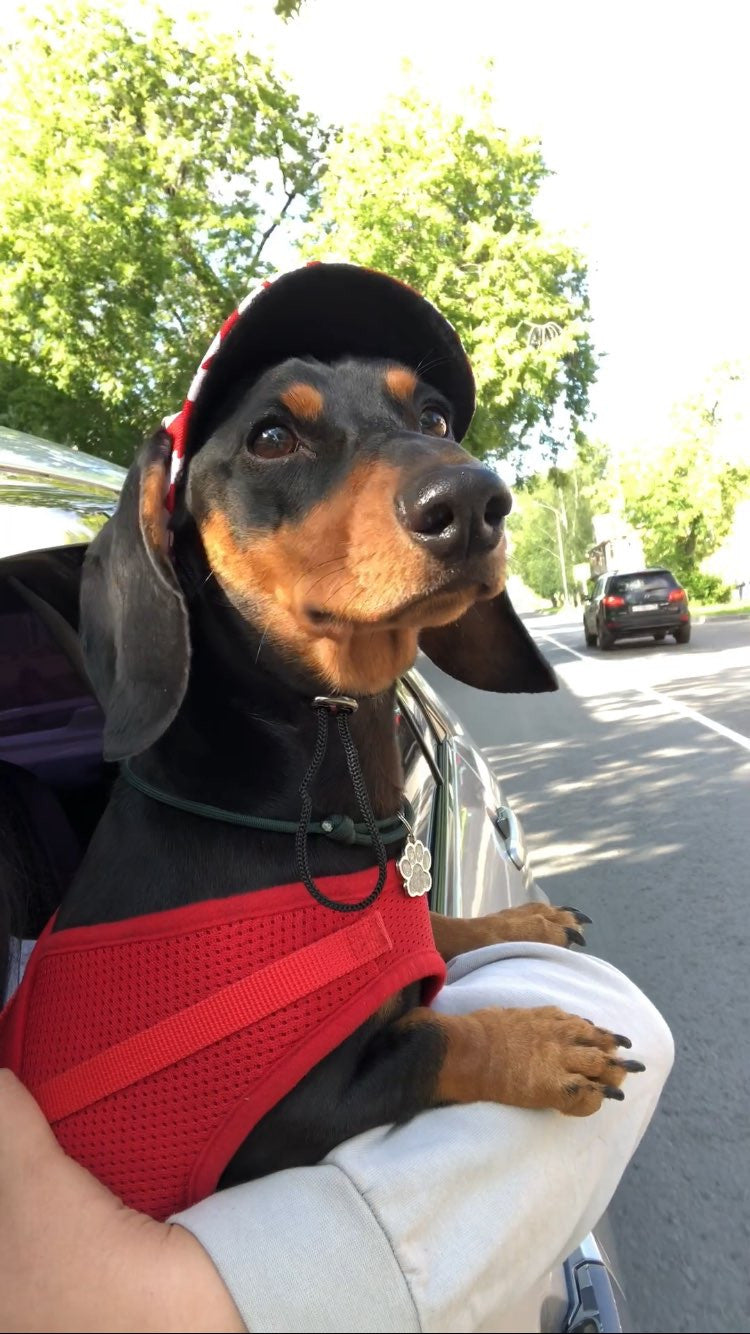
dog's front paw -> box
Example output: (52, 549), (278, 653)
(447, 1006), (645, 1116)
(478, 901), (592, 949)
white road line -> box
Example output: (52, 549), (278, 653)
(538, 632), (750, 754)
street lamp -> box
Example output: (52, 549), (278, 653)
(530, 498), (569, 606)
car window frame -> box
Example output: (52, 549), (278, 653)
(395, 678), (445, 892)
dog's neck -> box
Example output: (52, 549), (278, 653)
(136, 592), (404, 825)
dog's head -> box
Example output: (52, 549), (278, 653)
(82, 265), (556, 760)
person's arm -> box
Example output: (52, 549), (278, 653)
(174, 944), (673, 1334)
(0, 1068), (244, 1334)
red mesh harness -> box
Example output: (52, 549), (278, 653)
(0, 860), (444, 1220)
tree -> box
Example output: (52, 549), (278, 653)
(508, 442), (611, 604)
(619, 367), (750, 594)
(0, 2), (327, 463)
(303, 85), (596, 465)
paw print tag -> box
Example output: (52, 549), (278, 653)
(398, 836), (432, 897)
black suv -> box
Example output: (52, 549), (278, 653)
(583, 568), (691, 649)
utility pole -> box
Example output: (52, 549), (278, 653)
(532, 498), (569, 605)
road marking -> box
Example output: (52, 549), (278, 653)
(538, 632), (750, 754)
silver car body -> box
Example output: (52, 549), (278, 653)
(0, 426), (626, 1332)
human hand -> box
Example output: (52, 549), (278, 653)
(0, 1070), (245, 1333)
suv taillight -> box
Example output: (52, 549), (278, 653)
(668, 589), (685, 602)
(602, 595), (625, 608)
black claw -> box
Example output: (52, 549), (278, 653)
(602, 1085), (626, 1100)
(561, 906), (592, 925)
(565, 928), (586, 947)
(619, 1059), (646, 1073)
(613, 1033), (632, 1049)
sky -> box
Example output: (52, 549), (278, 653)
(238, 0), (750, 457)
(6, 0), (750, 461)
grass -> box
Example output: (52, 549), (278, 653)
(692, 602), (750, 619)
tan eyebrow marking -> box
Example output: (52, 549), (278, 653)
(384, 366), (418, 401)
(279, 383), (324, 420)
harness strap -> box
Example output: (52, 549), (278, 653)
(36, 913), (392, 1124)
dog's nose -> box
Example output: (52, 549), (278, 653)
(398, 465), (510, 560)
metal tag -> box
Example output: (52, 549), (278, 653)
(398, 836), (432, 897)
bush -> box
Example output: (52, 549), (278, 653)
(682, 572), (732, 603)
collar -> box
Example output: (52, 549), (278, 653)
(121, 761), (410, 849)
(121, 695), (414, 914)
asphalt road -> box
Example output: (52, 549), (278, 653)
(424, 612), (750, 1334)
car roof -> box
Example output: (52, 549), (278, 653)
(606, 567), (676, 579)
(0, 426), (125, 559)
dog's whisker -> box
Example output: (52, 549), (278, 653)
(290, 557), (349, 600)
(413, 350), (451, 378)
(254, 622), (270, 665)
(321, 575), (364, 614)
(303, 563), (349, 597)
(292, 553), (349, 586)
(323, 575), (359, 607)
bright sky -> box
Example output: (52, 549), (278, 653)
(6, 0), (750, 459)
(242, 0), (750, 456)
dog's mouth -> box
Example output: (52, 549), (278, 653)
(300, 567), (503, 641)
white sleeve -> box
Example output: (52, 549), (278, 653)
(172, 945), (673, 1333)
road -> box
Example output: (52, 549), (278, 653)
(424, 612), (750, 1334)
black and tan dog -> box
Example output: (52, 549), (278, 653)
(0, 265), (642, 1217)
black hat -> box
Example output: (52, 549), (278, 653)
(164, 262), (475, 506)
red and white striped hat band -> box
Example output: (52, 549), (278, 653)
(161, 262), (476, 513)
(162, 278), (270, 511)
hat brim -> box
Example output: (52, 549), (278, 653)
(186, 264), (475, 456)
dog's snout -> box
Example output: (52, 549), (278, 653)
(398, 466), (510, 560)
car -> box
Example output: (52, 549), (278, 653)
(0, 425), (629, 1332)
(583, 567), (691, 650)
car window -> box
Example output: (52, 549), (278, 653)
(0, 569), (105, 788)
(0, 589), (88, 741)
(397, 685), (439, 765)
(609, 571), (677, 596)
(594, 577), (605, 598)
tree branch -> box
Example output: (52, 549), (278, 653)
(176, 233), (234, 309)
(249, 186), (298, 271)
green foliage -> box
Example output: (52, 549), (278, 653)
(303, 86), (597, 464)
(619, 372), (750, 586)
(0, 2), (327, 463)
(683, 572), (732, 603)
(274, 0), (305, 14)
(508, 440), (609, 603)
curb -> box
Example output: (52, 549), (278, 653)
(693, 613), (750, 625)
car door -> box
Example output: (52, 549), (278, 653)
(587, 577), (605, 630)
(398, 666), (547, 921)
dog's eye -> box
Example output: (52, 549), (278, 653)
(248, 423), (299, 459)
(419, 408), (449, 438)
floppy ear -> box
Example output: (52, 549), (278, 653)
(419, 589), (557, 693)
(80, 431), (190, 761)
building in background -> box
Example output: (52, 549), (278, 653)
(587, 513), (646, 578)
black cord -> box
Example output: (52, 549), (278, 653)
(337, 710), (388, 890)
(295, 707), (389, 913)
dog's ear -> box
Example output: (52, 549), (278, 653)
(81, 431), (190, 760)
(419, 589), (557, 693)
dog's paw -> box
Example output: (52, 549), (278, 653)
(464, 1006), (645, 1116)
(477, 902), (593, 949)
